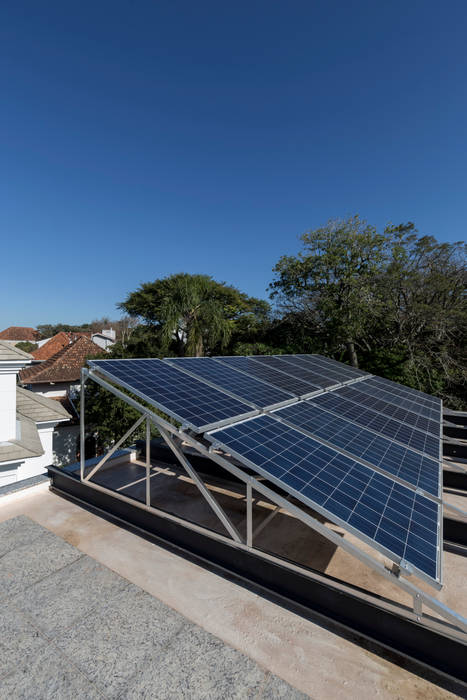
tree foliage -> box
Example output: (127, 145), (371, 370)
(15, 341), (38, 353)
(119, 273), (269, 357)
(269, 216), (466, 406)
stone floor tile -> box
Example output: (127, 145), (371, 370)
(54, 587), (186, 698)
(0, 514), (48, 557)
(0, 530), (83, 600)
(0, 600), (48, 679)
(0, 643), (103, 699)
(261, 673), (310, 699)
(123, 624), (267, 700)
(13, 555), (131, 638)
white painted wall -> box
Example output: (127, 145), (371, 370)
(0, 461), (24, 486)
(27, 382), (79, 398)
(53, 424), (80, 466)
(0, 371), (17, 441)
(16, 422), (55, 480)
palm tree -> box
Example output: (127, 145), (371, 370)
(159, 274), (233, 356)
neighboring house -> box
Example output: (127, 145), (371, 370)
(91, 328), (116, 350)
(32, 331), (87, 360)
(0, 326), (40, 344)
(0, 342), (71, 486)
(32, 329), (115, 359)
(19, 335), (103, 466)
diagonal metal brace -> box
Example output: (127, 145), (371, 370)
(85, 414), (146, 482)
(158, 426), (242, 544)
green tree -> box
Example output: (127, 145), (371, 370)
(270, 216), (388, 366)
(374, 227), (467, 405)
(119, 273), (267, 357)
(15, 341), (38, 353)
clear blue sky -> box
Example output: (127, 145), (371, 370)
(1, 1), (466, 327)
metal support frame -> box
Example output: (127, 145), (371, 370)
(145, 417), (151, 506)
(246, 484), (253, 547)
(158, 426), (242, 543)
(85, 414), (146, 482)
(80, 367), (467, 636)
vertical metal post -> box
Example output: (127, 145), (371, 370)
(413, 593), (423, 621)
(80, 368), (86, 481)
(246, 484), (253, 547)
(146, 416), (151, 507)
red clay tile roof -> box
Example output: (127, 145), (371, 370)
(0, 326), (39, 341)
(19, 336), (104, 384)
(31, 332), (91, 360)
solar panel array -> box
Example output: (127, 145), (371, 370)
(354, 378), (442, 422)
(369, 375), (441, 408)
(164, 357), (295, 410)
(88, 353), (443, 585)
(216, 355), (322, 397)
(207, 415), (440, 581)
(274, 401), (440, 497)
(89, 359), (257, 432)
(246, 355), (338, 390)
(309, 391), (440, 459)
(335, 384), (440, 435)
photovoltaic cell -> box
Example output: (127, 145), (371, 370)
(249, 356), (324, 390)
(354, 378), (441, 422)
(310, 392), (440, 459)
(208, 415), (440, 582)
(289, 355), (357, 384)
(366, 376), (441, 411)
(336, 384), (440, 434)
(164, 357), (295, 409)
(89, 359), (256, 432)
(215, 356), (319, 397)
(270, 355), (340, 388)
(274, 401), (440, 497)
(313, 354), (370, 378)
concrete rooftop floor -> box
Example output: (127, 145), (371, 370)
(1, 478), (466, 699)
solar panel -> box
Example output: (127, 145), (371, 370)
(274, 401), (440, 497)
(164, 357), (296, 410)
(288, 355), (356, 384)
(313, 354), (370, 378)
(88, 359), (257, 432)
(296, 354), (360, 382)
(215, 356), (320, 397)
(367, 376), (441, 410)
(208, 415), (440, 583)
(269, 355), (340, 389)
(336, 384), (440, 434)
(353, 378), (441, 422)
(309, 391), (440, 459)
(248, 356), (325, 390)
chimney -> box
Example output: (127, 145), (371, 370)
(0, 343), (33, 442)
(101, 328), (116, 341)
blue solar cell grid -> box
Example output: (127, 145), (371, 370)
(267, 356), (340, 389)
(165, 357), (295, 409)
(369, 375), (441, 408)
(89, 359), (256, 431)
(253, 355), (338, 389)
(367, 376), (441, 413)
(249, 356), (325, 390)
(336, 385), (440, 435)
(216, 356), (320, 397)
(275, 401), (440, 497)
(356, 378), (441, 422)
(208, 415), (440, 581)
(290, 355), (356, 384)
(309, 392), (440, 460)
(313, 354), (370, 377)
